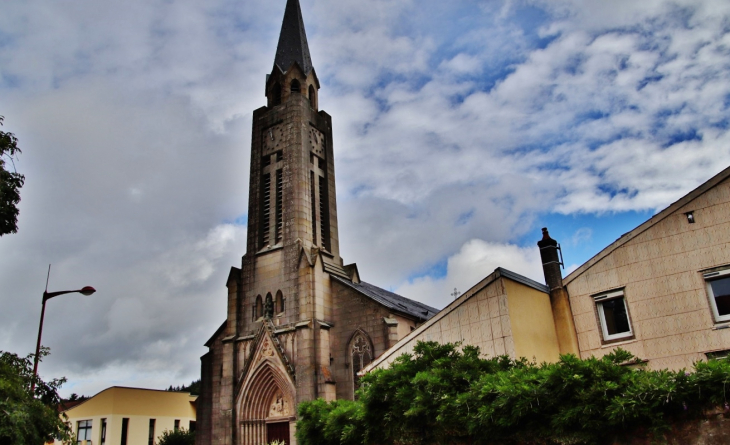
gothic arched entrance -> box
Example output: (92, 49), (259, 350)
(237, 357), (295, 445)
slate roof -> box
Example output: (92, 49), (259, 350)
(274, 0), (313, 75)
(331, 276), (439, 322)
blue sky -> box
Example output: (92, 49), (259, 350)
(1, 0), (729, 396)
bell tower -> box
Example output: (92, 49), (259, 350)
(198, 2), (437, 444)
(249, 0), (339, 259)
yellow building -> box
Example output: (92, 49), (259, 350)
(365, 268), (563, 371)
(56, 387), (196, 445)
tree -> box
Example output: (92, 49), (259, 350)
(0, 115), (25, 236)
(157, 428), (195, 445)
(0, 348), (72, 445)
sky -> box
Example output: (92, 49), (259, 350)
(1, 0), (729, 397)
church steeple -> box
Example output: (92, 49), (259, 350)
(273, 0), (313, 75)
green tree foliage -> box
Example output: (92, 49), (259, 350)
(296, 342), (730, 445)
(0, 116), (25, 236)
(0, 348), (72, 445)
(157, 428), (195, 445)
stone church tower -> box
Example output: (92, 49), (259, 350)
(196, 1), (437, 444)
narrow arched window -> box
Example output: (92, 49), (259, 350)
(275, 291), (285, 314)
(308, 85), (316, 109)
(290, 79), (301, 93)
(272, 83), (282, 106)
(255, 295), (263, 320)
(350, 332), (372, 396)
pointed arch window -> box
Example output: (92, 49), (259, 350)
(290, 79), (301, 93)
(254, 295), (263, 320)
(350, 332), (373, 396)
(275, 291), (285, 314)
(308, 85), (316, 109)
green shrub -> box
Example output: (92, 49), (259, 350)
(296, 342), (730, 445)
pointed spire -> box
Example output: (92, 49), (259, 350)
(274, 0), (314, 75)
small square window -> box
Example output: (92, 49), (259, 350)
(704, 269), (730, 323)
(594, 290), (633, 341)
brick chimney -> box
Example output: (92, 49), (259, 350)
(538, 228), (580, 355)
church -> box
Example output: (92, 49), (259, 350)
(196, 1), (730, 444)
(195, 1), (438, 443)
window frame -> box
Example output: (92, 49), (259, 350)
(704, 268), (730, 323)
(593, 289), (633, 342)
(77, 419), (92, 445)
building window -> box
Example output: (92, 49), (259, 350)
(174, 419), (180, 431)
(77, 420), (92, 445)
(120, 418), (129, 445)
(706, 349), (730, 360)
(704, 269), (730, 323)
(593, 289), (633, 341)
(100, 419), (106, 445)
(255, 295), (263, 320)
(290, 79), (300, 93)
(148, 419), (156, 445)
(309, 85), (316, 109)
(350, 332), (372, 396)
(275, 290), (285, 314)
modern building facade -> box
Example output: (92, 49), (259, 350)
(195, 1), (436, 444)
(561, 165), (730, 370)
(56, 386), (196, 445)
(367, 166), (730, 374)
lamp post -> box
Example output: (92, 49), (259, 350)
(31, 285), (96, 392)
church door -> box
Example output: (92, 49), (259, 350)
(266, 422), (290, 444)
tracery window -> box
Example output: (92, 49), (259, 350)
(350, 332), (372, 395)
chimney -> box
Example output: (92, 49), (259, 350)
(537, 227), (580, 356)
(538, 227), (563, 291)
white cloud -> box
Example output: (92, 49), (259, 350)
(395, 239), (545, 309)
(1, 0), (729, 396)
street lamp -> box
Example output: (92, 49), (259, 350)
(31, 285), (96, 392)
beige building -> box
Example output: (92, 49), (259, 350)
(369, 166), (730, 374)
(563, 165), (730, 370)
(57, 387), (196, 445)
(366, 268), (562, 371)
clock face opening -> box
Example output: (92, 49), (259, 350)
(263, 124), (284, 154)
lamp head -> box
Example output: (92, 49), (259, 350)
(80, 286), (96, 296)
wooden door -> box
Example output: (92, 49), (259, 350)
(266, 421), (290, 445)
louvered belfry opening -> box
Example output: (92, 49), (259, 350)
(310, 170), (317, 245)
(318, 174), (330, 251)
(260, 172), (271, 248)
(275, 169), (283, 244)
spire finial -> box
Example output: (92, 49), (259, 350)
(273, 0), (313, 75)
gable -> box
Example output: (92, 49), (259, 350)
(565, 165), (730, 285)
